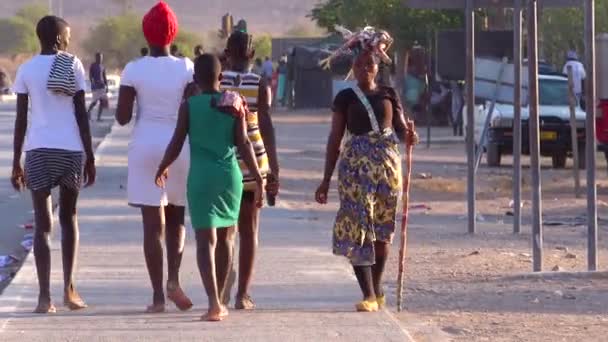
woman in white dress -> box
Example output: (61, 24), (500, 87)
(115, 1), (194, 313)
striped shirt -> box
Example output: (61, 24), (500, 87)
(220, 71), (270, 190)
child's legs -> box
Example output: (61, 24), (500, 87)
(31, 189), (53, 302)
(215, 226), (236, 301)
(58, 186), (81, 295)
(237, 191), (260, 297)
(195, 229), (221, 312)
(141, 206), (165, 305)
(164, 204), (186, 288)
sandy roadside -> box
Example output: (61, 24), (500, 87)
(273, 112), (608, 342)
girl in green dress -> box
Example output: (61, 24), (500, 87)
(155, 54), (263, 322)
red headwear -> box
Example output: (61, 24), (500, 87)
(142, 1), (178, 47)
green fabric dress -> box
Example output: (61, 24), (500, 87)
(187, 93), (243, 229)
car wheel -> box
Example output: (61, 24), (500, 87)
(487, 143), (501, 167)
(552, 153), (567, 169)
(576, 144), (586, 170)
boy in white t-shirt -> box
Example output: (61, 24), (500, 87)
(11, 16), (96, 314)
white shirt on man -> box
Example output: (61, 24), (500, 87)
(12, 54), (87, 152)
(563, 60), (586, 95)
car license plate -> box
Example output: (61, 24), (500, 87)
(540, 131), (557, 141)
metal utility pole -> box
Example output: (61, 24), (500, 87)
(465, 0), (476, 234)
(513, 0), (523, 234)
(528, 0), (543, 272)
(584, 0), (598, 271)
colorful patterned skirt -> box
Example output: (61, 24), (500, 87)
(333, 130), (402, 266)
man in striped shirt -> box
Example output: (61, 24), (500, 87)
(219, 31), (280, 310)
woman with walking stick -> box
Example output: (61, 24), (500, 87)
(315, 28), (417, 312)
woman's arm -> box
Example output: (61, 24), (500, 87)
(315, 109), (346, 204)
(235, 114), (262, 182)
(322, 110), (347, 183)
(157, 101), (190, 182)
(115, 86), (136, 126)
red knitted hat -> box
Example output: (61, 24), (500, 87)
(142, 1), (178, 47)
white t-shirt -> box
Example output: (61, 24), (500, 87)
(563, 60), (586, 94)
(12, 54), (87, 152)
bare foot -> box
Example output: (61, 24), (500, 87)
(220, 305), (229, 318)
(167, 284), (193, 311)
(64, 289), (88, 311)
(235, 294), (255, 310)
(145, 303), (166, 314)
(34, 301), (56, 314)
(201, 307), (223, 322)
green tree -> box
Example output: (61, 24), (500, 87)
(540, 3), (608, 67)
(309, 0), (462, 92)
(84, 14), (202, 69)
(309, 0), (462, 50)
(0, 17), (38, 55)
(173, 31), (203, 59)
(253, 34), (272, 60)
(83, 14), (144, 69)
(15, 3), (50, 26)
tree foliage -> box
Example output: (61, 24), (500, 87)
(16, 3), (50, 26)
(253, 34), (272, 60)
(0, 4), (50, 55)
(0, 17), (38, 55)
(309, 0), (463, 49)
(84, 14), (203, 69)
(541, 3), (608, 66)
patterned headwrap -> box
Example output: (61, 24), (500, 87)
(319, 25), (394, 70)
(142, 1), (179, 47)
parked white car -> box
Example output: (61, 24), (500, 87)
(466, 73), (587, 168)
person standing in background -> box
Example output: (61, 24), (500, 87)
(194, 45), (204, 59)
(276, 56), (288, 107)
(262, 57), (273, 82)
(252, 58), (263, 75)
(0, 68), (12, 95)
(87, 52), (108, 121)
(171, 44), (184, 58)
(562, 50), (586, 107)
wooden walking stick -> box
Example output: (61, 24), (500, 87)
(397, 120), (415, 312)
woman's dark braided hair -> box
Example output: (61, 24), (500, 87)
(227, 30), (253, 60)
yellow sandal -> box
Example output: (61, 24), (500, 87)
(376, 294), (386, 308)
(356, 299), (379, 312)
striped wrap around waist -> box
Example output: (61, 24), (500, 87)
(238, 111), (269, 191)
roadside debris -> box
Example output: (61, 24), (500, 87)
(0, 255), (19, 268)
(415, 173), (432, 180)
(21, 237), (33, 251)
(410, 204), (432, 211)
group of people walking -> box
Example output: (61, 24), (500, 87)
(10, 1), (416, 322)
